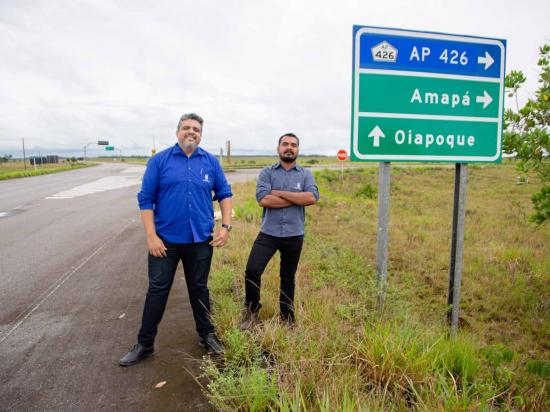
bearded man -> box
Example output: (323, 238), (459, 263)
(240, 133), (319, 330)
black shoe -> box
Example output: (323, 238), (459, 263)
(239, 308), (260, 331)
(280, 313), (295, 328)
(199, 333), (224, 355)
(119, 343), (154, 366)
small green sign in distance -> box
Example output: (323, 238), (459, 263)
(105, 146), (114, 151)
(351, 26), (506, 163)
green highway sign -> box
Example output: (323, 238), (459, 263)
(351, 26), (506, 162)
(105, 146), (114, 151)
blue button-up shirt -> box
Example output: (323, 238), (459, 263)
(256, 163), (320, 237)
(137, 144), (232, 244)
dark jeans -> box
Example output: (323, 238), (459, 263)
(138, 237), (214, 347)
(244, 232), (304, 320)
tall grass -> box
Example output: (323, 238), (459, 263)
(0, 162), (93, 180)
(204, 164), (549, 411)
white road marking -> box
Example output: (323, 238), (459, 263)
(45, 167), (144, 200)
(120, 166), (145, 174)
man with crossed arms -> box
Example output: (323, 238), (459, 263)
(240, 133), (319, 330)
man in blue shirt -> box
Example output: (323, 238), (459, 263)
(120, 113), (233, 366)
(240, 133), (319, 330)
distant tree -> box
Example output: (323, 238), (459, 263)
(503, 44), (550, 224)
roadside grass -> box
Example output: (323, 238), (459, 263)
(205, 163), (549, 411)
(97, 155), (341, 169)
(222, 156), (340, 169)
(0, 161), (94, 180)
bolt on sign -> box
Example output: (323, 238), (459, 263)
(351, 26), (506, 163)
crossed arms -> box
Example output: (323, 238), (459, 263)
(259, 190), (317, 208)
(256, 168), (319, 209)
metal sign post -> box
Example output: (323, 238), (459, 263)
(447, 163), (468, 336)
(337, 149), (348, 182)
(376, 162), (391, 307)
(84, 140), (109, 160)
(350, 25), (505, 331)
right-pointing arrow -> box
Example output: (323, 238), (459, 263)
(476, 90), (493, 109)
(477, 51), (494, 70)
(368, 125), (385, 147)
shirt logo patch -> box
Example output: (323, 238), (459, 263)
(203, 174), (209, 182)
(294, 182), (301, 190)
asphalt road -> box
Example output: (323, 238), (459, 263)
(0, 163), (265, 412)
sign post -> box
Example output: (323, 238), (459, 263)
(447, 163), (468, 336)
(84, 140), (109, 160)
(376, 161), (391, 308)
(351, 26), (506, 326)
(337, 149), (348, 182)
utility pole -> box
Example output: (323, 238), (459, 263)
(22, 137), (27, 170)
(226, 140), (231, 164)
(151, 136), (157, 156)
(83, 143), (91, 160)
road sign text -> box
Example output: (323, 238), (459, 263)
(351, 26), (506, 162)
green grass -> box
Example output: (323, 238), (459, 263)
(219, 156), (340, 169)
(98, 155), (342, 170)
(204, 163), (549, 411)
(0, 161), (95, 180)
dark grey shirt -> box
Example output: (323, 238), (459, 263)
(256, 163), (320, 237)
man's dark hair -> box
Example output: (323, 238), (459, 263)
(177, 113), (204, 131)
(278, 133), (299, 146)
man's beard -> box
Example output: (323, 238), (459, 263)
(279, 151), (297, 163)
(182, 142), (198, 152)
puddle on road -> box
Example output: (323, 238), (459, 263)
(0, 207), (27, 219)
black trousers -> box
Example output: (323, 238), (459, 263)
(244, 232), (304, 320)
(137, 237), (214, 347)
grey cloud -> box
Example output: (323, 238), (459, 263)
(1, 0), (549, 157)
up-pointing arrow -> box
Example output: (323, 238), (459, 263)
(475, 90), (493, 109)
(477, 51), (494, 70)
(368, 125), (385, 147)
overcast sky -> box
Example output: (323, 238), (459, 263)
(0, 0), (548, 157)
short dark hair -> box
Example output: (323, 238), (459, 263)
(177, 113), (204, 131)
(278, 133), (299, 146)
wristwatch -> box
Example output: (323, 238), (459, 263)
(221, 223), (232, 232)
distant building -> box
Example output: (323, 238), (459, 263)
(30, 155), (59, 165)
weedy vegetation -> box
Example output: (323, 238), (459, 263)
(120, 155), (340, 170)
(204, 164), (549, 411)
(0, 161), (93, 180)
